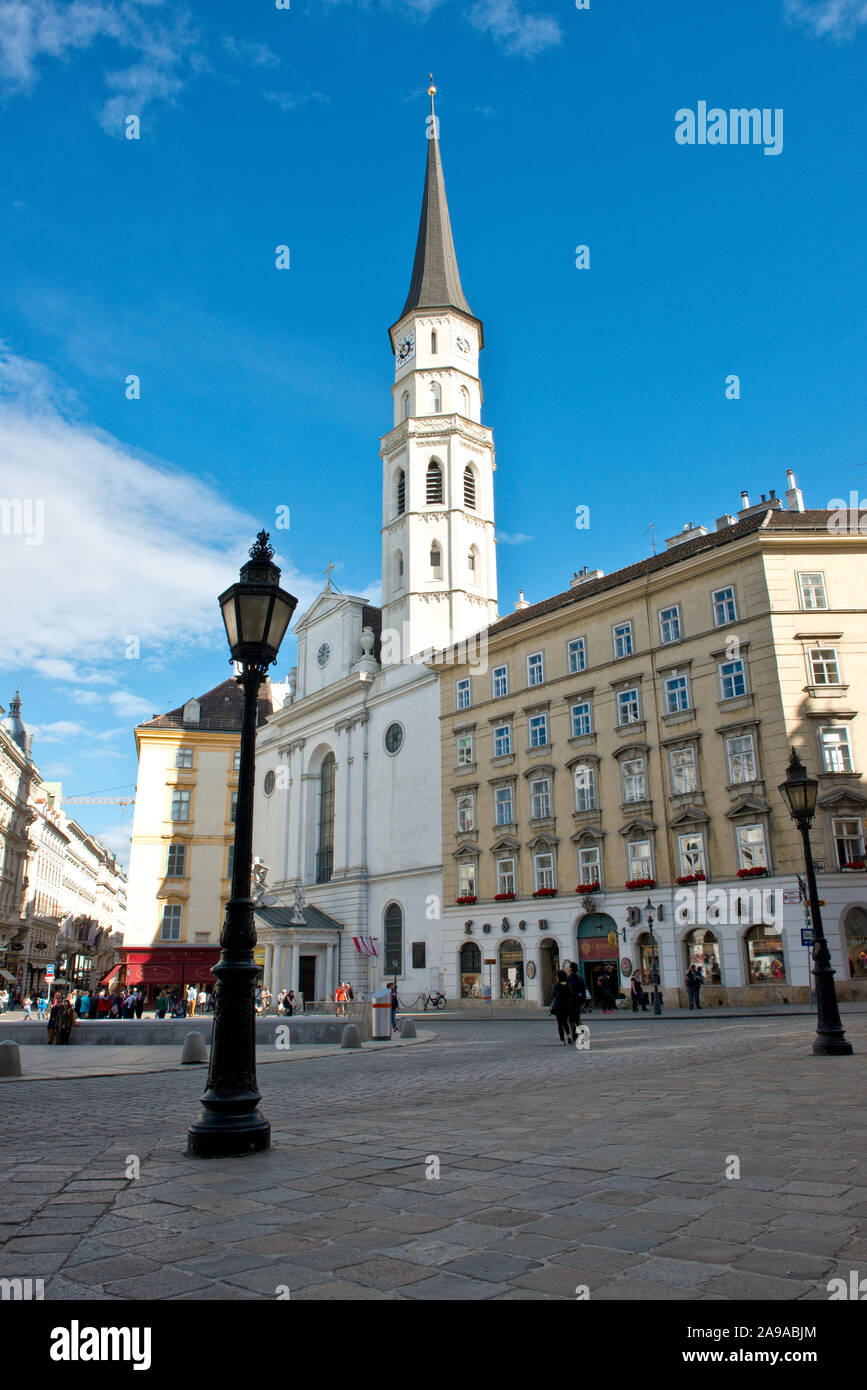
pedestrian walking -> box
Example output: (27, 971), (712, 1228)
(631, 974), (649, 1013)
(389, 981), (399, 1032)
(77, 990), (90, 1019)
(550, 969), (573, 1045)
(335, 983), (347, 1017)
(155, 990), (168, 1019)
(37, 992), (48, 1020)
(187, 983), (197, 1016)
(22, 994), (32, 1020)
(565, 961), (587, 1042)
(685, 965), (703, 1010)
(0, 987), (9, 1014)
(46, 996), (63, 1044)
(284, 990), (296, 1016)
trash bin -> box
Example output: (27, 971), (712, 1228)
(371, 988), (392, 1040)
(480, 985), (491, 1002)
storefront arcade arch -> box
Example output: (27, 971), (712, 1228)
(576, 913), (620, 1003)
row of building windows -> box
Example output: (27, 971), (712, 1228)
(167, 789), (238, 823)
(393, 544), (482, 587)
(455, 812), (867, 902)
(456, 573), (835, 708)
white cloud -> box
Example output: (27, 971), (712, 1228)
(0, 0), (205, 132)
(0, 345), (322, 687)
(264, 90), (329, 114)
(784, 0), (867, 38)
(93, 820), (132, 865)
(319, 0), (560, 54)
(223, 35), (280, 67)
(497, 531), (535, 545)
(468, 0), (561, 54)
(29, 719), (91, 742)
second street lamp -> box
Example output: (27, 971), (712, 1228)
(778, 747), (853, 1058)
(187, 531), (298, 1157)
(644, 897), (662, 1016)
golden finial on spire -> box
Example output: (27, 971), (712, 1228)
(428, 73), (437, 116)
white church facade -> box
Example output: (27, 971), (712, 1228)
(253, 93), (499, 1002)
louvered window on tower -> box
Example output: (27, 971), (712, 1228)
(396, 469), (406, 515)
(464, 465), (476, 509)
(431, 545), (442, 574)
(426, 459), (443, 504)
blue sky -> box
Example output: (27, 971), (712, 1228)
(1, 0), (864, 863)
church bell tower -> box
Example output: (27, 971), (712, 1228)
(380, 83), (498, 660)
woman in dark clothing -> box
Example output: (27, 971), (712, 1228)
(550, 970), (573, 1045)
(599, 969), (617, 1015)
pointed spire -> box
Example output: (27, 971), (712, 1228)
(398, 79), (478, 330)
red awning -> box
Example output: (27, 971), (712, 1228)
(99, 963), (123, 984)
(121, 946), (220, 985)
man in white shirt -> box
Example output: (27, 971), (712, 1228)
(187, 983), (198, 1016)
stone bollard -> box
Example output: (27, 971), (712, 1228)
(181, 1031), (209, 1065)
(340, 1024), (361, 1049)
(399, 1019), (417, 1039)
(0, 1041), (23, 1077)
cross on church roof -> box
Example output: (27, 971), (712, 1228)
(324, 562), (335, 591)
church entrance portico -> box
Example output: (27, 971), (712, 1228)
(254, 904), (343, 1006)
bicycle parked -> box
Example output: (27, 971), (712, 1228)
(422, 990), (447, 1011)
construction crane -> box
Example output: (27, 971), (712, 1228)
(51, 788), (136, 819)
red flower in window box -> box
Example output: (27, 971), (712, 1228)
(736, 866), (768, 879)
(532, 888), (558, 898)
(575, 882), (600, 895)
(625, 878), (655, 891)
(493, 892), (517, 902)
(456, 895), (477, 905)
(675, 872), (706, 885)
(842, 859), (866, 871)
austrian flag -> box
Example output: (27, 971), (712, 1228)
(352, 936), (378, 957)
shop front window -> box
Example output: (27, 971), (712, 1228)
(499, 940), (524, 999)
(845, 906), (867, 979)
(634, 932), (657, 987)
(745, 925), (786, 983)
(683, 928), (721, 984)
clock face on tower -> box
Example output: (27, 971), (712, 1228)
(455, 335), (471, 354)
(316, 642), (331, 669)
(396, 333), (415, 365)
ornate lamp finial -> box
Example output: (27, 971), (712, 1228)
(428, 74), (436, 117)
(249, 530), (274, 562)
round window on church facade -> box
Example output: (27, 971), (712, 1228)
(384, 722), (404, 755)
(264, 770), (276, 796)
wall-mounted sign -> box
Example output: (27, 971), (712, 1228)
(620, 957), (633, 977)
(526, 961), (536, 979)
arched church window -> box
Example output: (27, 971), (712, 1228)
(468, 547), (480, 580)
(384, 903), (403, 976)
(463, 465), (476, 510)
(430, 382), (441, 413)
(426, 459), (443, 505)
(460, 386), (470, 416)
(402, 391), (410, 420)
(395, 550), (404, 585)
(396, 470), (406, 516)
(431, 329), (438, 354)
(430, 544), (442, 575)
(315, 753), (335, 884)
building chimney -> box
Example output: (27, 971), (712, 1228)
(514, 591), (529, 611)
(740, 491), (750, 510)
(570, 568), (604, 589)
(785, 469), (805, 512)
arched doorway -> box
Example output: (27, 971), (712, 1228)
(576, 913), (620, 1004)
(459, 941), (482, 998)
(538, 938), (560, 1005)
(683, 927), (722, 985)
(844, 906), (867, 979)
(499, 940), (524, 999)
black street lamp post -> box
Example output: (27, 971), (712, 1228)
(188, 532), (298, 1157)
(778, 748), (853, 1057)
(644, 897), (662, 1016)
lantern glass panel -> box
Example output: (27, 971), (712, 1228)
(265, 596), (294, 651)
(237, 593), (272, 645)
(221, 593), (239, 647)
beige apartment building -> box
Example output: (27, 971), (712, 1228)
(436, 478), (867, 1006)
(123, 678), (278, 1002)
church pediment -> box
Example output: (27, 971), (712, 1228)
(294, 590), (366, 634)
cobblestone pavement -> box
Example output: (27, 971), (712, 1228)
(0, 1016), (863, 1301)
